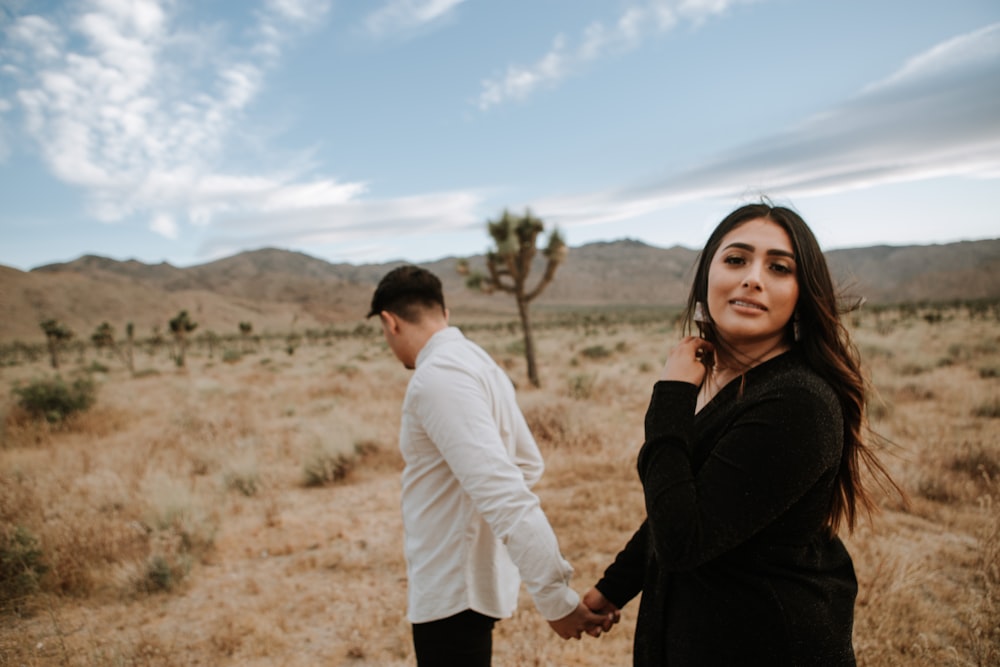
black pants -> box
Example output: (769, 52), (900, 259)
(412, 609), (498, 667)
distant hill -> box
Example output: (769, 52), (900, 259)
(2, 237), (998, 343)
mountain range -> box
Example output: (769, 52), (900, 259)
(2, 237), (998, 343)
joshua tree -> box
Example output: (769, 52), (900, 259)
(239, 321), (253, 353)
(169, 310), (198, 368)
(458, 208), (567, 387)
(40, 319), (74, 370)
(125, 322), (135, 371)
(149, 325), (164, 358)
(202, 330), (219, 359)
(91, 321), (134, 374)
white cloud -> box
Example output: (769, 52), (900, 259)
(364, 0), (466, 37)
(253, 0), (332, 58)
(866, 22), (1000, 93)
(2, 0), (351, 238)
(3, 0), (484, 260)
(533, 22), (1000, 229)
(476, 0), (751, 110)
(150, 212), (178, 239)
(199, 189), (485, 257)
(4, 14), (65, 63)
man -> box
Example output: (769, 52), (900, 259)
(368, 265), (606, 666)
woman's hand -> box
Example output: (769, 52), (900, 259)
(582, 587), (621, 636)
(659, 336), (713, 386)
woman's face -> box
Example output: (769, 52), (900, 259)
(706, 218), (800, 354)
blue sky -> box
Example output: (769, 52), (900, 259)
(1, 0), (998, 271)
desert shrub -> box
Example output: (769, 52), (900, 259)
(143, 553), (190, 593)
(303, 444), (352, 487)
(566, 373), (597, 400)
(505, 339), (525, 355)
(301, 440), (379, 487)
(520, 397), (605, 454)
(85, 361), (110, 374)
(224, 459), (260, 497)
(337, 364), (361, 378)
(143, 475), (216, 560)
(915, 476), (957, 504)
(971, 398), (1000, 419)
(949, 442), (1000, 480)
(0, 526), (47, 615)
(580, 344), (611, 359)
(222, 348), (242, 363)
(11, 375), (97, 424)
(896, 362), (930, 377)
(973, 506), (1000, 664)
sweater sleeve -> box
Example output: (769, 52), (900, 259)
(638, 378), (843, 571)
(593, 519), (649, 609)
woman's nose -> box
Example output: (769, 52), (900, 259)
(742, 262), (764, 290)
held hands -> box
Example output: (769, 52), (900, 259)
(659, 335), (714, 386)
(548, 589), (622, 640)
(548, 601), (612, 640)
(582, 587), (621, 636)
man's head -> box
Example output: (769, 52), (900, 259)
(367, 265), (446, 322)
(368, 265), (448, 369)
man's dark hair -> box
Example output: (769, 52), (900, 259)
(367, 265), (446, 322)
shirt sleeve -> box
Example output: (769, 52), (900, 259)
(412, 364), (579, 621)
(638, 379), (843, 570)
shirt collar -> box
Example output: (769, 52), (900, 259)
(415, 326), (464, 368)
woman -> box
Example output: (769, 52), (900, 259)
(584, 203), (897, 665)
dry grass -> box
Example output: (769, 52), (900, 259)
(1, 304), (998, 666)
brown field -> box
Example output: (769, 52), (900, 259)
(1, 304), (998, 666)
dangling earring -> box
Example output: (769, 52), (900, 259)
(693, 302), (709, 324)
(793, 311), (802, 342)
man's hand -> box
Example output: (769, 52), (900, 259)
(548, 601), (614, 640)
(582, 587), (621, 637)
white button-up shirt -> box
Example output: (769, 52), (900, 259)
(400, 327), (579, 624)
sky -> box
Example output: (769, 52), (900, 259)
(1, 0), (998, 272)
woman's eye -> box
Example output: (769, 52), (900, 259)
(770, 263), (793, 274)
(724, 255), (745, 265)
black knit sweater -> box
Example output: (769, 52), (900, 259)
(595, 349), (857, 666)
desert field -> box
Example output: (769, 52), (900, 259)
(1, 303), (998, 666)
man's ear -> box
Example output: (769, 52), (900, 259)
(379, 311), (400, 334)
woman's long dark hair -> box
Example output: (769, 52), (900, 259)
(683, 202), (899, 533)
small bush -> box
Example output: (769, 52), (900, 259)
(303, 448), (351, 487)
(0, 526), (47, 614)
(222, 349), (242, 364)
(143, 553), (190, 593)
(972, 398), (1000, 419)
(566, 373), (597, 400)
(224, 459), (260, 497)
(12, 376), (97, 424)
(302, 439), (375, 488)
(580, 345), (612, 360)
(505, 340), (525, 355)
(143, 475), (216, 560)
(949, 443), (1000, 479)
